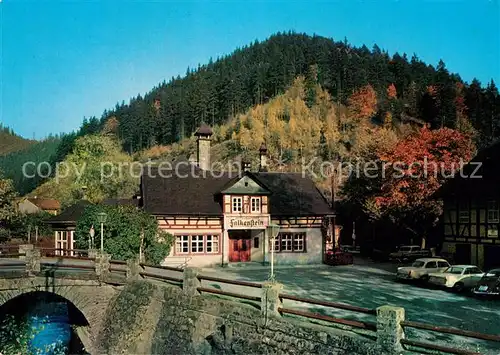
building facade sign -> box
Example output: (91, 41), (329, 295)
(224, 215), (270, 230)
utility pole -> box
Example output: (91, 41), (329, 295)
(331, 164), (336, 250)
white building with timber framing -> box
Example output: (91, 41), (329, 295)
(139, 124), (334, 267)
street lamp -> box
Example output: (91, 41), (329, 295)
(97, 212), (108, 253)
(267, 224), (280, 282)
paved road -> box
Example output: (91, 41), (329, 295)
(199, 258), (500, 355)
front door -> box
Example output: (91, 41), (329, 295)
(229, 232), (251, 262)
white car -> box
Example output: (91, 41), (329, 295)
(396, 258), (450, 281)
(428, 265), (485, 292)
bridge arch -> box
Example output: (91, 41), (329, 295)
(0, 276), (121, 353)
(0, 291), (89, 353)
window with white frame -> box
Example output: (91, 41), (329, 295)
(488, 201), (499, 223)
(191, 235), (204, 253)
(280, 234), (293, 251)
(232, 197), (242, 213)
(251, 197), (261, 213)
(175, 235), (220, 254)
(293, 234), (305, 251)
(273, 237), (280, 251)
(458, 201), (469, 223)
(270, 233), (307, 253)
(176, 235), (189, 254)
(206, 235), (220, 253)
(55, 231), (69, 256)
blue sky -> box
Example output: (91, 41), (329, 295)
(1, 0), (499, 139)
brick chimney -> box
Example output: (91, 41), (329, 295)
(242, 160), (251, 172)
(259, 142), (268, 172)
(194, 124), (213, 171)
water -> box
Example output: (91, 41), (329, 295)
(0, 292), (87, 355)
(28, 302), (71, 354)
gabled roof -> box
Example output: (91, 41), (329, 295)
(252, 172), (333, 216)
(194, 124), (213, 136)
(219, 173), (271, 195)
(141, 164), (234, 216)
(141, 164), (333, 217)
(24, 198), (60, 211)
(45, 200), (93, 225)
(436, 140), (500, 199)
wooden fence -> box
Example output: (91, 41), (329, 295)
(0, 246), (498, 354)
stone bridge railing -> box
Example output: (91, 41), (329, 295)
(1, 245), (500, 355)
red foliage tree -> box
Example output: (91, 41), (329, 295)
(387, 83), (397, 100)
(376, 126), (474, 208)
(348, 84), (378, 121)
(367, 126), (474, 246)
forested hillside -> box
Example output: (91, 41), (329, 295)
(0, 125), (34, 156)
(3, 31), (500, 198)
(136, 77), (404, 192)
(95, 32), (499, 153)
(0, 137), (61, 195)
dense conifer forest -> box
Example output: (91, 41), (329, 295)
(98, 32), (499, 153)
(1, 31), (499, 197)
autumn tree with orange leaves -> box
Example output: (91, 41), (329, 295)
(343, 126), (474, 247)
(387, 83), (397, 100)
(348, 84), (378, 122)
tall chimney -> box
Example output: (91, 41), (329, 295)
(194, 124), (213, 171)
(259, 142), (268, 172)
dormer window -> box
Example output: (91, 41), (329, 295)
(232, 197), (242, 213)
(251, 197), (261, 213)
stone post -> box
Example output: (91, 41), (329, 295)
(88, 249), (98, 259)
(261, 281), (283, 318)
(183, 267), (201, 296)
(376, 305), (405, 354)
(25, 248), (41, 276)
(126, 259), (141, 281)
(95, 253), (111, 281)
(18, 244), (34, 260)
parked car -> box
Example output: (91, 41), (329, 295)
(472, 268), (500, 297)
(340, 245), (360, 254)
(396, 258), (450, 281)
(324, 249), (353, 266)
(389, 245), (431, 262)
(428, 265), (485, 292)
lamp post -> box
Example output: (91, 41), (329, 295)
(267, 224), (280, 282)
(97, 212), (108, 253)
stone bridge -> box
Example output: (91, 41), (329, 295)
(0, 275), (121, 353)
(0, 247), (450, 355)
(0, 255), (406, 355)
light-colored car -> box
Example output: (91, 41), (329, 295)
(396, 258), (450, 281)
(428, 265), (485, 292)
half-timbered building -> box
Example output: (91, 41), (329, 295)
(438, 141), (500, 270)
(140, 125), (334, 267)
